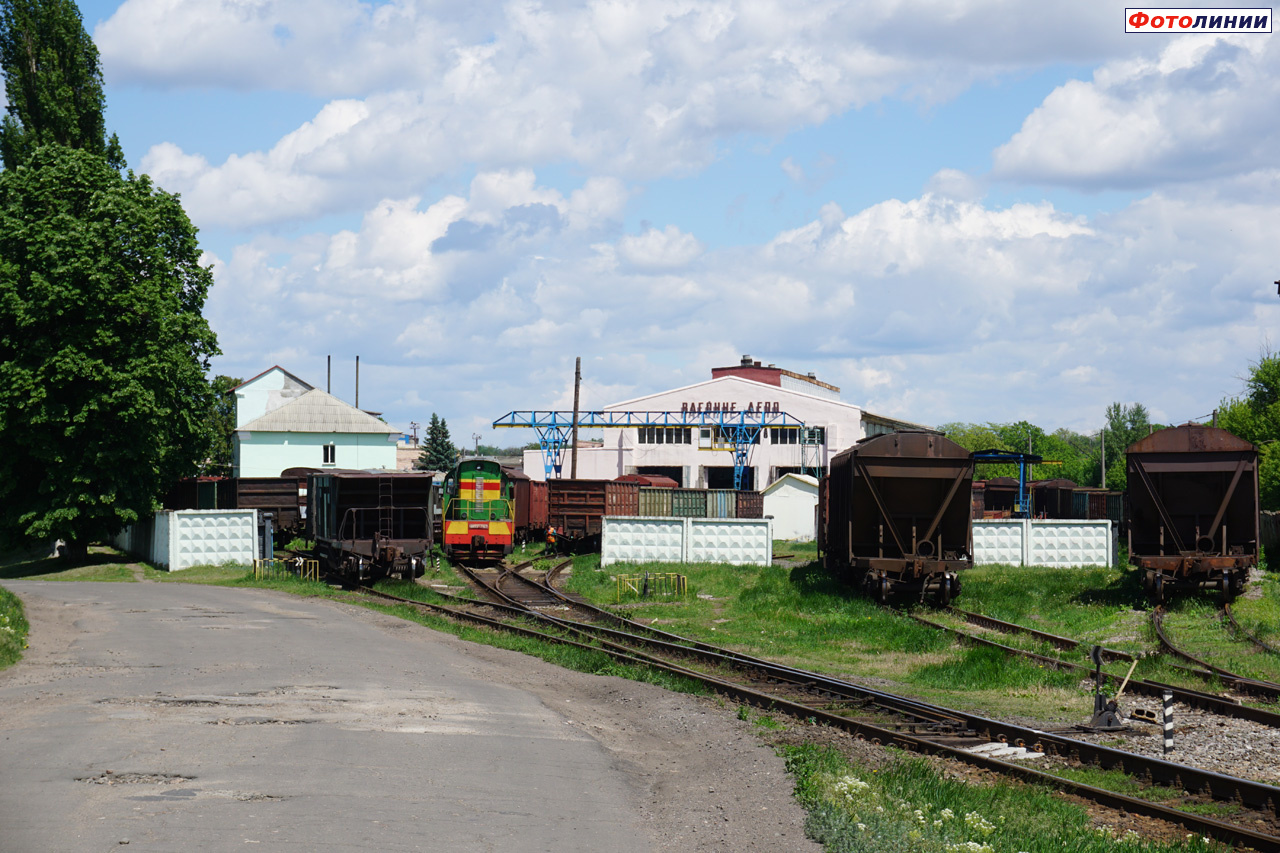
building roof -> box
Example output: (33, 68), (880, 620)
(232, 365), (314, 393)
(763, 473), (819, 495)
(237, 389), (398, 434)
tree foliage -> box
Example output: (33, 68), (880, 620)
(416, 413), (458, 472)
(0, 146), (219, 552)
(1219, 350), (1280, 511)
(0, 0), (122, 169)
(1101, 402), (1158, 491)
(201, 375), (241, 477)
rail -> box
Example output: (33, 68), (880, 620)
(355, 580), (1280, 851)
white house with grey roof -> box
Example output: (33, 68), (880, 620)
(233, 366), (399, 477)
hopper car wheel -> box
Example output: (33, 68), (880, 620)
(1220, 570), (1235, 604)
(877, 576), (891, 604)
(935, 576), (951, 606)
(1152, 573), (1165, 604)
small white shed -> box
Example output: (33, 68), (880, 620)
(761, 473), (819, 541)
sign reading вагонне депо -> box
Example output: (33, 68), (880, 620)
(680, 401), (781, 414)
(1126, 8), (1272, 31)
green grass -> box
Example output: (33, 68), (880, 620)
(1228, 572), (1280, 645)
(0, 584), (29, 671)
(1158, 594), (1280, 683)
(563, 554), (1106, 720)
(0, 547), (140, 582)
(784, 744), (1228, 852)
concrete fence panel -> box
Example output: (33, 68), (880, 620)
(113, 509), (258, 571)
(601, 517), (685, 565)
(170, 510), (258, 570)
(602, 517), (772, 566)
(974, 519), (1113, 568)
(687, 518), (772, 566)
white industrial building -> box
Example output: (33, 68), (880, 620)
(521, 356), (929, 489)
(233, 366), (398, 477)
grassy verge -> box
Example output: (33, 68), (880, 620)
(0, 585), (29, 671)
(561, 552), (1104, 721)
(784, 742), (1224, 853)
(0, 546), (139, 582)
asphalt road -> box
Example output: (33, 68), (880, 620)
(0, 581), (661, 853)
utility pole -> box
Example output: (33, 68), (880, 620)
(571, 356), (581, 479)
(1100, 428), (1106, 490)
(355, 355), (360, 409)
(473, 433), (481, 455)
(409, 421), (420, 445)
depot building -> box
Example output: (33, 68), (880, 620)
(521, 356), (929, 489)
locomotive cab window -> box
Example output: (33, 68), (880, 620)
(323, 444), (336, 465)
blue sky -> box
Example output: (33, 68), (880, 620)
(68, 0), (1280, 445)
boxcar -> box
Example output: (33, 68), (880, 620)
(546, 479), (640, 552)
(1126, 424), (1259, 602)
(308, 470), (433, 584)
(501, 465), (548, 545)
(824, 431), (974, 604)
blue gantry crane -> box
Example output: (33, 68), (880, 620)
(971, 449), (1043, 518)
(492, 409), (806, 489)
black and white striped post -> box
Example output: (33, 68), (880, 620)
(1162, 690), (1174, 754)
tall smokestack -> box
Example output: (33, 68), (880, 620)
(355, 355), (359, 409)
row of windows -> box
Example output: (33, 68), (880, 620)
(637, 427), (826, 445)
(638, 427), (693, 444)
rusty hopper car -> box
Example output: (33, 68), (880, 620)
(308, 470), (434, 585)
(1126, 424), (1259, 602)
(824, 431), (974, 604)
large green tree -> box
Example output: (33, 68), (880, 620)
(1102, 402), (1158, 490)
(1219, 351), (1280, 511)
(415, 413), (458, 472)
(0, 0), (122, 169)
(0, 146), (220, 555)
(201, 374), (242, 477)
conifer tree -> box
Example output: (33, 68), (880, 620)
(416, 414), (458, 472)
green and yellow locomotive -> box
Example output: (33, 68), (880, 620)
(442, 458), (515, 563)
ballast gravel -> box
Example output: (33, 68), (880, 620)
(1069, 697), (1280, 785)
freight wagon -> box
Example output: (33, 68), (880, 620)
(823, 431), (974, 604)
(1126, 424), (1259, 602)
(308, 470), (433, 585)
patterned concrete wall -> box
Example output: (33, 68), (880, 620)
(973, 519), (1112, 567)
(113, 510), (258, 570)
(972, 521), (1024, 566)
(602, 517), (772, 566)
(687, 519), (773, 565)
(601, 517), (685, 565)
(170, 510), (259, 570)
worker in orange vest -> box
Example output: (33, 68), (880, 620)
(546, 526), (558, 555)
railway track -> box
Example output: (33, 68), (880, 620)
(352, 570), (1280, 851)
(914, 608), (1280, 728)
(1225, 603), (1280, 656)
(1152, 607), (1280, 701)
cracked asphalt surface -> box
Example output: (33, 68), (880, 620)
(0, 582), (817, 852)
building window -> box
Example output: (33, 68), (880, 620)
(770, 428), (798, 445)
(639, 427), (690, 445)
(323, 444), (336, 464)
(805, 427), (826, 446)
